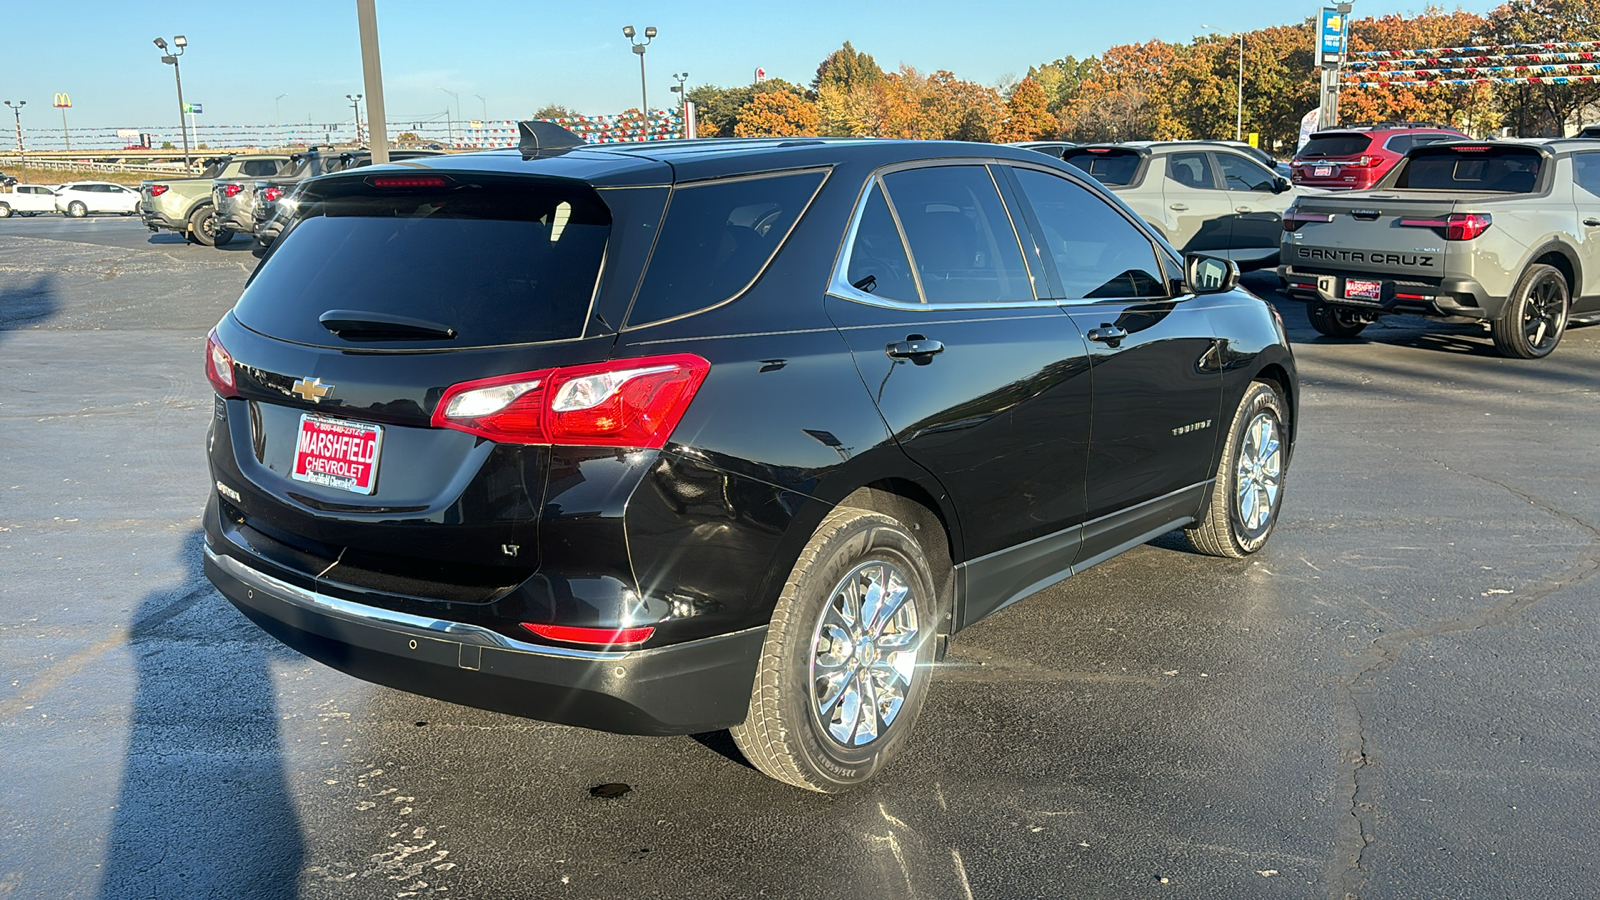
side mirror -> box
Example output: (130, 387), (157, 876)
(1273, 176), (1292, 193)
(1184, 254), (1239, 294)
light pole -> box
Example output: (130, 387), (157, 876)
(475, 93), (486, 121)
(153, 35), (191, 166)
(1203, 25), (1244, 142)
(347, 93), (364, 145)
(439, 87), (459, 142)
(274, 93), (287, 126)
(623, 25), (657, 126)
(4, 101), (24, 182)
(670, 72), (689, 138)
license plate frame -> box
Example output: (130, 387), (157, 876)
(1313, 165), (1334, 177)
(292, 413), (383, 495)
(1344, 278), (1384, 301)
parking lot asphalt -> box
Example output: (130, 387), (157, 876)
(2, 215), (1598, 900)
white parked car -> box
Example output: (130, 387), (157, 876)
(0, 185), (60, 217)
(54, 181), (141, 217)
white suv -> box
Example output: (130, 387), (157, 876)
(55, 181), (141, 217)
(0, 185), (59, 218)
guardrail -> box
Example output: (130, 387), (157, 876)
(8, 157), (194, 175)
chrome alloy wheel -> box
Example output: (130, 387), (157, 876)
(1523, 274), (1568, 352)
(1235, 411), (1283, 536)
(809, 560), (921, 748)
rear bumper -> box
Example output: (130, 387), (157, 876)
(1278, 265), (1497, 318)
(140, 207), (185, 231)
(204, 541), (765, 736)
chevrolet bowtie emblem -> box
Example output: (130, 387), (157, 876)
(291, 377), (333, 403)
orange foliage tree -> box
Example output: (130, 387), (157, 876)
(998, 77), (1057, 141)
(733, 91), (822, 137)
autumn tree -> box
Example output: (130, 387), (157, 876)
(998, 77), (1057, 141)
(1484, 0), (1600, 135)
(687, 78), (806, 138)
(733, 91), (822, 137)
(1060, 41), (1182, 141)
(1342, 9), (1492, 132)
(1025, 56), (1098, 115)
(814, 41), (885, 92)
(533, 104), (580, 120)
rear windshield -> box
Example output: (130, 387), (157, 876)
(1394, 147), (1543, 192)
(1299, 134), (1373, 158)
(1061, 150), (1143, 186)
(234, 177), (611, 349)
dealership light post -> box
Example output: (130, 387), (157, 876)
(439, 87), (459, 142)
(1203, 25), (1244, 141)
(347, 93), (363, 144)
(670, 72), (689, 137)
(153, 35), (191, 167)
(624, 25), (657, 126)
(4, 101), (24, 182)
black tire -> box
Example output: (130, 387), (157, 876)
(0, 204), (11, 218)
(213, 228), (236, 247)
(730, 507), (938, 792)
(1307, 300), (1368, 338)
(66, 201), (87, 218)
(1491, 263), (1568, 359)
(188, 206), (220, 247)
(1186, 381), (1289, 558)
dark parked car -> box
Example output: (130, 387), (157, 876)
(203, 126), (1298, 791)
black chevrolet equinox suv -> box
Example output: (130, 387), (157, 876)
(203, 124), (1298, 791)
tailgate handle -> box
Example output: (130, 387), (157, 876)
(1169, 203), (1189, 211)
(1352, 210), (1381, 220)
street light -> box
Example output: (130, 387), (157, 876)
(439, 87), (459, 142)
(1202, 25), (1244, 142)
(670, 72), (689, 138)
(153, 35), (192, 166)
(3, 101), (24, 182)
(347, 93), (364, 145)
(274, 92), (287, 127)
(624, 25), (657, 128)
(475, 93), (487, 121)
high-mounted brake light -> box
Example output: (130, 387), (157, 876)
(368, 174), (451, 188)
(521, 623), (655, 647)
(205, 329), (238, 398)
(1399, 213), (1492, 240)
(263, 186), (284, 203)
(222, 183), (244, 197)
(1453, 145), (1492, 152)
(432, 353), (711, 448)
(1086, 148), (1111, 153)
(149, 185), (169, 197)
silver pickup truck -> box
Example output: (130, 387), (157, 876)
(1279, 139), (1600, 358)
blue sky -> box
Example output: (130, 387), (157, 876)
(1, 1), (1505, 128)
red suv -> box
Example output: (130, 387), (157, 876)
(1291, 122), (1468, 190)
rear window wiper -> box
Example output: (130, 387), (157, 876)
(318, 309), (457, 340)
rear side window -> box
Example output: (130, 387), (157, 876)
(1216, 153), (1276, 191)
(881, 165), (1033, 304)
(1395, 148), (1543, 192)
(843, 184), (918, 303)
(1012, 168), (1165, 300)
(239, 159), (281, 177)
(1300, 133), (1373, 158)
(235, 177), (611, 349)
(1167, 152), (1218, 189)
(1574, 153), (1600, 197)
(627, 170), (825, 326)
(1062, 150), (1143, 186)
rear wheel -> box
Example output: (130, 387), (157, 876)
(0, 204), (12, 218)
(66, 201), (87, 218)
(213, 228), (236, 247)
(1492, 263), (1568, 359)
(731, 507), (937, 792)
(1186, 381), (1288, 558)
(188, 206), (220, 247)
(1307, 300), (1368, 338)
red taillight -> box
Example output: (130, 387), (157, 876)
(149, 184), (168, 197)
(263, 186), (284, 203)
(368, 175), (451, 188)
(222, 183), (243, 197)
(1347, 155), (1376, 168)
(1399, 213), (1492, 240)
(1282, 209), (1334, 232)
(521, 623), (654, 647)
(205, 329), (238, 398)
(431, 354), (711, 448)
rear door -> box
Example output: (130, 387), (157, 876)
(1004, 164), (1222, 564)
(1159, 150), (1236, 254)
(1569, 151), (1600, 312)
(1214, 150), (1291, 262)
(826, 163), (1094, 618)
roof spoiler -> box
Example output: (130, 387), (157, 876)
(518, 120), (586, 155)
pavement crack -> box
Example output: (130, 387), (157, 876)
(1331, 441), (1600, 899)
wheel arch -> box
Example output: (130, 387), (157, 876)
(1252, 361), (1296, 461)
(1524, 240), (1580, 297)
(838, 480), (959, 644)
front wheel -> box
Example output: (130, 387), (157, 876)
(1491, 263), (1568, 358)
(213, 228), (236, 247)
(731, 507), (938, 792)
(66, 201), (88, 218)
(1186, 381), (1289, 558)
(187, 206), (221, 247)
(1307, 300), (1368, 338)
(0, 204), (11, 218)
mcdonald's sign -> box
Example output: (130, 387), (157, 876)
(53, 93), (71, 108)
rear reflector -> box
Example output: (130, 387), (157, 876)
(521, 623), (655, 646)
(205, 329), (238, 398)
(432, 353), (710, 448)
(368, 175), (451, 188)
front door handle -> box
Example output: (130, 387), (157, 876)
(885, 336), (945, 360)
(1086, 324), (1128, 345)
(1169, 203), (1189, 211)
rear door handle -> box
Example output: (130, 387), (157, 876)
(1235, 206), (1253, 213)
(885, 336), (944, 359)
(1086, 325), (1128, 345)
(1585, 217), (1600, 227)
(1169, 203), (1189, 211)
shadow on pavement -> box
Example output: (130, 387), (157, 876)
(98, 529), (306, 899)
(0, 273), (60, 335)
